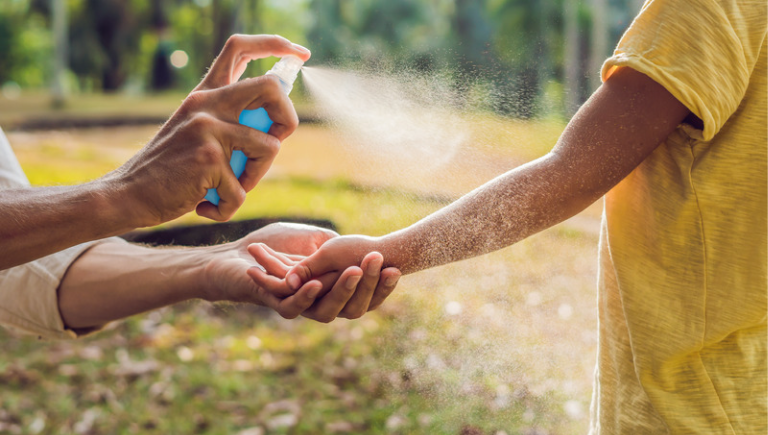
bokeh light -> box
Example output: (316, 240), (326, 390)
(170, 50), (189, 69)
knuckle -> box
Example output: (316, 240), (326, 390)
(263, 34), (290, 50)
(258, 75), (282, 97)
(218, 209), (234, 222)
(233, 187), (247, 206)
(195, 142), (222, 167)
(224, 34), (243, 51)
(317, 314), (334, 324)
(302, 265), (315, 282)
(279, 309), (298, 320)
(284, 110), (299, 133)
(347, 310), (364, 320)
(262, 135), (281, 156)
(271, 34), (291, 46)
(189, 112), (217, 131)
(182, 91), (208, 112)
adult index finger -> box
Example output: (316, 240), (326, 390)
(199, 34), (311, 90)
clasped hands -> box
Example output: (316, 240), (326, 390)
(203, 225), (400, 323)
(246, 234), (400, 322)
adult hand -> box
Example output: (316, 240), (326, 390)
(239, 222), (338, 256)
(200, 222), (333, 305)
(107, 35), (311, 228)
(247, 236), (402, 321)
(197, 223), (398, 322)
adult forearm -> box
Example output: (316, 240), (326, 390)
(0, 178), (136, 270)
(57, 242), (209, 331)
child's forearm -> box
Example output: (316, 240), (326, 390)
(378, 152), (597, 275)
(377, 67), (691, 275)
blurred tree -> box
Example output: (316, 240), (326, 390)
(51, 0), (67, 106)
(306, 0), (349, 65)
(69, 0), (148, 91)
(589, 0), (608, 91)
(212, 0), (235, 56)
(0, 2), (51, 88)
(0, 12), (24, 84)
(150, 0), (174, 91)
(564, 0), (580, 115)
(488, 0), (562, 117)
(0, 0), (641, 111)
(451, 0), (495, 88)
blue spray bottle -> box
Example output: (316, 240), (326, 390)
(204, 55), (305, 205)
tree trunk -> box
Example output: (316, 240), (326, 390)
(564, 0), (580, 116)
(51, 0), (68, 107)
(589, 0), (609, 92)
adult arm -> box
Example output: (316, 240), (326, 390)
(251, 67), (691, 310)
(0, 35), (311, 271)
(57, 223), (398, 333)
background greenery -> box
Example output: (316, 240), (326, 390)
(1, 0), (643, 117)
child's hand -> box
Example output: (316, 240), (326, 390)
(247, 236), (401, 321)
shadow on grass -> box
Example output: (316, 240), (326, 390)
(121, 217), (337, 247)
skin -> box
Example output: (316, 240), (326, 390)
(0, 34), (311, 270)
(246, 244), (401, 322)
(58, 222), (400, 332)
(248, 66), (693, 319)
(1, 33), (402, 331)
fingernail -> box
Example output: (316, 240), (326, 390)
(250, 264), (266, 273)
(287, 273), (301, 291)
(384, 275), (400, 287)
(346, 275), (362, 290)
(366, 257), (383, 276)
(292, 43), (310, 54)
(309, 285), (322, 299)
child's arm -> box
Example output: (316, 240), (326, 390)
(251, 67), (691, 308)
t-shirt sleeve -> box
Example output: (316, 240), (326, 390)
(602, 0), (767, 141)
(0, 238), (127, 340)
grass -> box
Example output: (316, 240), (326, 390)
(0, 92), (184, 129)
(0, 118), (599, 435)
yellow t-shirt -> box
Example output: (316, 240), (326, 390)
(594, 0), (766, 433)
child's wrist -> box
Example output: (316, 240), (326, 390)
(375, 233), (411, 274)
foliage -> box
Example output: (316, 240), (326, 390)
(0, 0), (643, 117)
(0, 2), (52, 88)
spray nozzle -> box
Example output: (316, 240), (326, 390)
(266, 55), (304, 95)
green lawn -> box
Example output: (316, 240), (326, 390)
(0, 119), (598, 435)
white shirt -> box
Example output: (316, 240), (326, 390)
(0, 128), (121, 340)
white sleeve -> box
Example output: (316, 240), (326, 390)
(0, 127), (126, 340)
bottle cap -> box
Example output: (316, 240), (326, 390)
(266, 55), (304, 94)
